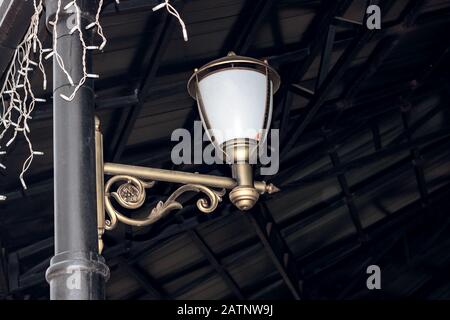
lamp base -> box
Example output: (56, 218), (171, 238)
(229, 186), (259, 211)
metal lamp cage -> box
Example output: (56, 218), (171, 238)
(187, 53), (281, 164)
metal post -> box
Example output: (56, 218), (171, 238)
(44, 0), (109, 300)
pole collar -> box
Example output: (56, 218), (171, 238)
(46, 251), (110, 284)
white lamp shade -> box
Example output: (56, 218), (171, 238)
(197, 68), (273, 146)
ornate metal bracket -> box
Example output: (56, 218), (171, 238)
(94, 117), (279, 253)
(104, 175), (225, 230)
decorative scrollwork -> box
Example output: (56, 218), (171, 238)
(104, 175), (225, 230)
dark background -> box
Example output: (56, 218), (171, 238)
(1, 0), (450, 300)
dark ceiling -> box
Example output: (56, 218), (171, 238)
(1, 0), (450, 300)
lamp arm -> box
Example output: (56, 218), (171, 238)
(104, 162), (275, 194)
(104, 174), (226, 231)
(95, 118), (279, 253)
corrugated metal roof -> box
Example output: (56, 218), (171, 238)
(1, 0), (450, 299)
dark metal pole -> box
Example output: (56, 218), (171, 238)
(44, 0), (109, 300)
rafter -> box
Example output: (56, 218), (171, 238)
(247, 203), (303, 300)
(107, 5), (184, 162)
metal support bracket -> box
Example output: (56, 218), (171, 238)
(94, 118), (279, 253)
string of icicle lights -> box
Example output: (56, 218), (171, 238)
(0, 0), (188, 200)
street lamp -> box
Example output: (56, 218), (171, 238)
(97, 53), (281, 252)
(187, 52), (280, 211)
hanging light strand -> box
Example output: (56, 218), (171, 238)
(47, 0), (75, 88)
(0, 0), (189, 199)
(153, 0), (188, 41)
(86, 0), (107, 51)
(0, 0), (47, 196)
(45, 0), (103, 103)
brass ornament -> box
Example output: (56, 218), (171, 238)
(104, 175), (225, 229)
(229, 186), (260, 211)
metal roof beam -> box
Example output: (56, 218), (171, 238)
(325, 133), (367, 243)
(300, 183), (450, 282)
(281, 28), (375, 158)
(225, 0), (276, 54)
(187, 227), (245, 299)
(107, 5), (183, 162)
(273, 96), (448, 186)
(0, 243), (8, 297)
(119, 258), (169, 299)
(9, 153), (450, 294)
(247, 203), (303, 300)
(316, 24), (336, 90)
(274, 0), (353, 145)
(0, 0), (34, 78)
(277, 131), (450, 233)
(281, 0), (423, 158)
(401, 108), (430, 205)
(280, 127), (450, 193)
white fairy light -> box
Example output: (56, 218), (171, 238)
(0, 0), (47, 195)
(0, 0), (108, 197)
(57, 0), (90, 102)
(51, 0), (108, 102)
(50, 0), (75, 86)
(0, 0), (190, 199)
(86, 0), (107, 51)
(153, 0), (189, 41)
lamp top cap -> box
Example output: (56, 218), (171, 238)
(187, 53), (281, 99)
